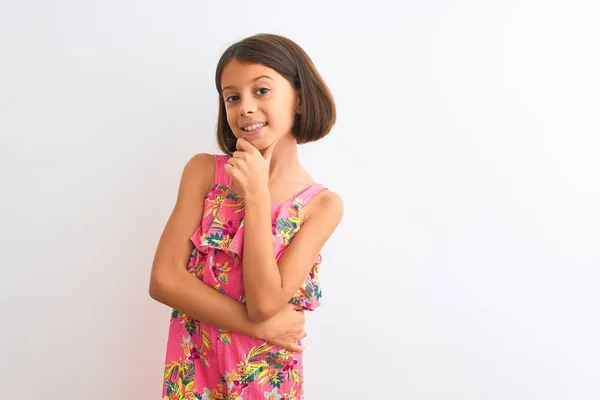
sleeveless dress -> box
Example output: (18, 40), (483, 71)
(161, 155), (326, 400)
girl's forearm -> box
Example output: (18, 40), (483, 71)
(150, 268), (263, 338)
(243, 191), (285, 321)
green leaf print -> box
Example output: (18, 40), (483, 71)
(305, 282), (314, 300)
(241, 364), (264, 384)
(218, 330), (231, 345)
(182, 362), (195, 386)
(225, 190), (239, 200)
(314, 283), (322, 299)
(269, 372), (284, 388)
(204, 233), (223, 246)
(184, 319), (197, 336)
(275, 218), (298, 234)
(266, 352), (284, 369)
(166, 380), (177, 395)
(177, 377), (184, 396)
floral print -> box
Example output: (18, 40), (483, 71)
(162, 155), (326, 399)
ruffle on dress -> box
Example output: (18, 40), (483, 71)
(190, 184), (246, 259)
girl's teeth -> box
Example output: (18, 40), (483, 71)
(244, 123), (266, 131)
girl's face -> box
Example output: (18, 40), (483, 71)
(220, 59), (301, 151)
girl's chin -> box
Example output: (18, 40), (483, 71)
(244, 136), (273, 150)
(234, 131), (287, 150)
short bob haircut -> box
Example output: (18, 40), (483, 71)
(214, 33), (336, 155)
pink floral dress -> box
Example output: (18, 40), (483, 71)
(161, 155), (326, 400)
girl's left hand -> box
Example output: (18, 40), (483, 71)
(224, 138), (278, 198)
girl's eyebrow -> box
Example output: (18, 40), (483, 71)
(222, 75), (275, 92)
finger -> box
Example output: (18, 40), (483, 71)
(263, 139), (279, 163)
(227, 157), (240, 168)
(287, 343), (305, 353)
(236, 138), (254, 152)
(223, 163), (233, 177)
(224, 163), (238, 180)
(232, 151), (249, 161)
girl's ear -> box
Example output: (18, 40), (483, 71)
(295, 89), (303, 115)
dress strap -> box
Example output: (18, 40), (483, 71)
(292, 183), (327, 208)
(214, 155), (232, 187)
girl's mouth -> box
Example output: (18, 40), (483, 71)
(241, 122), (267, 135)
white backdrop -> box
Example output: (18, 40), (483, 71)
(1, 1), (599, 399)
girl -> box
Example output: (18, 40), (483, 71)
(149, 33), (343, 400)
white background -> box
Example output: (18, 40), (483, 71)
(1, 1), (599, 399)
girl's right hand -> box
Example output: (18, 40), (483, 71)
(256, 303), (307, 352)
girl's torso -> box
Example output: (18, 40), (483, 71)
(188, 154), (326, 309)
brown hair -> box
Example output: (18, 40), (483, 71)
(214, 33), (336, 155)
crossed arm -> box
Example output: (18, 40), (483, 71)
(242, 188), (343, 322)
(148, 153), (266, 336)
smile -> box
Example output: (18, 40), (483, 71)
(241, 122), (268, 134)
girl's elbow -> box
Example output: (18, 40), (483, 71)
(149, 275), (166, 301)
(247, 303), (278, 323)
(149, 269), (176, 302)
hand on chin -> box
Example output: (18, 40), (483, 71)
(245, 136), (272, 151)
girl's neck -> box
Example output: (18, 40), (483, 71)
(266, 135), (305, 181)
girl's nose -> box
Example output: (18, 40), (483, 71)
(239, 97), (257, 116)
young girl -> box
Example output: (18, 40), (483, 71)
(149, 33), (343, 400)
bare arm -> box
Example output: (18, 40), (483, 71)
(243, 190), (344, 321)
(149, 153), (262, 337)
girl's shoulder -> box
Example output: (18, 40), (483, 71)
(302, 186), (343, 219)
(180, 153), (219, 196)
(184, 152), (233, 180)
(184, 152), (216, 172)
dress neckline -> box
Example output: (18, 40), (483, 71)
(207, 182), (322, 208)
(271, 182), (322, 205)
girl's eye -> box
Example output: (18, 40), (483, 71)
(224, 88), (268, 103)
(256, 87), (270, 95)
